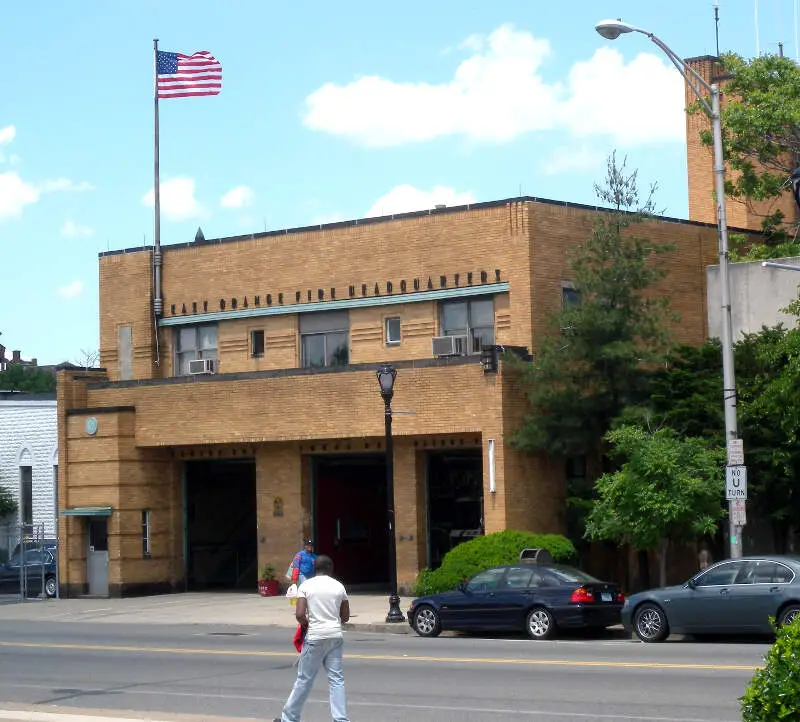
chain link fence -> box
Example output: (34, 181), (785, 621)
(0, 523), (56, 603)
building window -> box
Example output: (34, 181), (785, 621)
(250, 329), (265, 358)
(118, 325), (133, 381)
(300, 311), (349, 368)
(142, 510), (151, 557)
(562, 286), (581, 309)
(440, 297), (495, 353)
(20, 466), (32, 527)
(174, 324), (217, 375)
(566, 456), (586, 480)
(385, 317), (401, 345)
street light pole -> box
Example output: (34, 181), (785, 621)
(376, 364), (405, 623)
(596, 20), (743, 558)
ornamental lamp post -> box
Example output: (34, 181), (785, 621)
(595, 19), (743, 558)
(376, 363), (405, 623)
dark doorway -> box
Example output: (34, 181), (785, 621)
(427, 451), (484, 569)
(314, 455), (389, 589)
(185, 459), (257, 590)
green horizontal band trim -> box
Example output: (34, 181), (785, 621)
(158, 282), (510, 327)
(61, 506), (113, 517)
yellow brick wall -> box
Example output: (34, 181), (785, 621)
(99, 251), (159, 380)
(255, 443), (304, 583)
(82, 364), (493, 447)
(100, 199), (739, 384)
(685, 57), (798, 231)
(529, 202), (719, 345)
(58, 402), (180, 594)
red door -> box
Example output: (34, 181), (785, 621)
(315, 458), (389, 587)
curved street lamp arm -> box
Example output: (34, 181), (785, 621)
(644, 32), (715, 116)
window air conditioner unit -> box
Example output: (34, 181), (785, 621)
(431, 335), (468, 357)
(188, 358), (215, 375)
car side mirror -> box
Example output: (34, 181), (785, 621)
(687, 578), (697, 590)
(457, 582), (469, 593)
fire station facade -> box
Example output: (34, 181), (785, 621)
(56, 198), (721, 597)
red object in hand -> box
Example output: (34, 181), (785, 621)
(291, 567), (299, 582)
(293, 624), (306, 653)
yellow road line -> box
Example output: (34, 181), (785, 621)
(0, 641), (758, 671)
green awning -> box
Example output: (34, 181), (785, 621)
(60, 506), (113, 517)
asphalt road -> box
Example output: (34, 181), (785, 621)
(0, 621), (769, 721)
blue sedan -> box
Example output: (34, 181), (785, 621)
(408, 563), (624, 640)
(622, 556), (800, 642)
(0, 547), (58, 598)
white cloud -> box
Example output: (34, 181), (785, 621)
(365, 185), (476, 217)
(58, 280), (85, 300)
(220, 185), (254, 208)
(142, 177), (204, 221)
(0, 126), (15, 145)
(0, 172), (40, 218)
(40, 178), (95, 193)
(304, 24), (685, 148)
(541, 145), (607, 176)
(61, 219), (94, 238)
(0, 127), (94, 218)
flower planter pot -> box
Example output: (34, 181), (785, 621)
(258, 579), (280, 597)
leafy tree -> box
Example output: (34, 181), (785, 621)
(585, 425), (724, 587)
(513, 153), (676, 461)
(698, 53), (800, 258)
(633, 317), (800, 553)
(625, 342), (724, 444)
(0, 486), (18, 518)
(512, 153), (677, 550)
(736, 325), (800, 551)
(0, 364), (55, 393)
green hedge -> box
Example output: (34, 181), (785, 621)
(741, 616), (800, 720)
(412, 530), (576, 596)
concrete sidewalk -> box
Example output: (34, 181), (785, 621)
(0, 592), (413, 634)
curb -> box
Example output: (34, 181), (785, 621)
(344, 621), (411, 634)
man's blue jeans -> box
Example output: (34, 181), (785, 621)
(281, 636), (348, 722)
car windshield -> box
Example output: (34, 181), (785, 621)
(544, 565), (601, 583)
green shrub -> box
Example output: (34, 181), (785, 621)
(0, 486), (17, 518)
(741, 616), (800, 721)
(412, 530), (576, 596)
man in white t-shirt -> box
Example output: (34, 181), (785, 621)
(275, 554), (350, 722)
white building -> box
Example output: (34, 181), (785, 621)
(707, 256), (800, 340)
(0, 392), (58, 539)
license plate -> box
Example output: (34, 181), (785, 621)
(601, 592), (612, 602)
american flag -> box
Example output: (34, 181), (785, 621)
(156, 50), (222, 99)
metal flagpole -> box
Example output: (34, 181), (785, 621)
(153, 39), (163, 320)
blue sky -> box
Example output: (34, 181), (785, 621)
(0, 0), (792, 364)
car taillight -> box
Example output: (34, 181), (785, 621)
(616, 592), (626, 603)
(570, 587), (595, 603)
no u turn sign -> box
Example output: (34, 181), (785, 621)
(726, 466), (747, 500)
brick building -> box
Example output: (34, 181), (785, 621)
(685, 55), (799, 231)
(57, 197), (725, 597)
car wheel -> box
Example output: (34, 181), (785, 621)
(44, 576), (57, 598)
(778, 604), (800, 627)
(526, 606), (557, 640)
(633, 603), (669, 643)
(412, 605), (442, 637)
